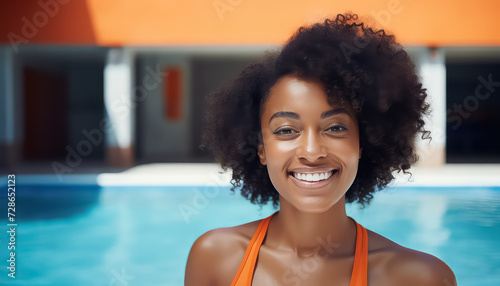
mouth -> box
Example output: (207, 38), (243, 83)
(288, 170), (338, 189)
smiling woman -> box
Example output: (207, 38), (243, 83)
(258, 75), (361, 214)
(186, 13), (457, 286)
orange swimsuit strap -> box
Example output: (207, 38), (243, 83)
(230, 214), (368, 286)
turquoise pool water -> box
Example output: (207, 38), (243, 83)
(0, 184), (499, 285)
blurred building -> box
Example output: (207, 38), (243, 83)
(1, 0), (499, 172)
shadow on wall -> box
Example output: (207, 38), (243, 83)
(0, 0), (97, 47)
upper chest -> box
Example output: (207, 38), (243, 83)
(221, 246), (393, 286)
(252, 250), (355, 286)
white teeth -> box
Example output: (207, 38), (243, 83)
(292, 171), (334, 182)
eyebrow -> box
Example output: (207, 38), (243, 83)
(268, 108), (351, 124)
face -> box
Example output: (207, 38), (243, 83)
(257, 75), (361, 213)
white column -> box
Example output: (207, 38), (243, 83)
(416, 47), (447, 167)
(103, 48), (135, 167)
(0, 46), (18, 168)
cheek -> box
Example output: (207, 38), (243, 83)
(261, 141), (297, 188)
(264, 141), (295, 170)
(340, 139), (361, 177)
(345, 143), (360, 163)
(329, 139), (360, 177)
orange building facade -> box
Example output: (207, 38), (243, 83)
(2, 0), (500, 46)
(1, 0), (500, 171)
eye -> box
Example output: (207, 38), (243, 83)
(326, 124), (348, 132)
(273, 128), (297, 135)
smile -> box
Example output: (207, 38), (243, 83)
(288, 170), (338, 189)
(292, 171), (335, 182)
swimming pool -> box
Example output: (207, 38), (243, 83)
(0, 183), (498, 285)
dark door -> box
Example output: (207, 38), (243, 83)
(23, 68), (69, 160)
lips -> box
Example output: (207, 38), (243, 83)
(289, 167), (335, 174)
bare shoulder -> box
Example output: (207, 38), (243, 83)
(184, 219), (262, 286)
(366, 229), (457, 286)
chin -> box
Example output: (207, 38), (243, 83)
(289, 198), (337, 214)
(296, 207), (331, 214)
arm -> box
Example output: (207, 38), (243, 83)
(185, 231), (219, 286)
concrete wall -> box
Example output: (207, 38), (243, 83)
(134, 52), (262, 163)
(190, 55), (259, 161)
(135, 53), (192, 162)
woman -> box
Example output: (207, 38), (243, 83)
(186, 13), (456, 286)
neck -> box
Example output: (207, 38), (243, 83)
(270, 196), (356, 258)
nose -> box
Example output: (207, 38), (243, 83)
(296, 128), (327, 162)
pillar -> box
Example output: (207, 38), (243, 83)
(103, 48), (135, 167)
(416, 47), (447, 167)
(0, 46), (21, 170)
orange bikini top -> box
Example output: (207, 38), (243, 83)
(230, 214), (368, 286)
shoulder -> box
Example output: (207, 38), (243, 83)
(366, 229), (457, 286)
(384, 246), (457, 286)
(184, 219), (262, 286)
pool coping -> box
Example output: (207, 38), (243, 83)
(2, 163), (500, 187)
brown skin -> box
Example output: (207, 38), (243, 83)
(185, 75), (457, 286)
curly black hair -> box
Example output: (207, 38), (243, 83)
(200, 13), (430, 207)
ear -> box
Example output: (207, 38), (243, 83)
(257, 141), (267, 166)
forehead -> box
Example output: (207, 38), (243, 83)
(269, 75), (324, 98)
(261, 75), (351, 119)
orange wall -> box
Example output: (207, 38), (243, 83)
(2, 0), (500, 46)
